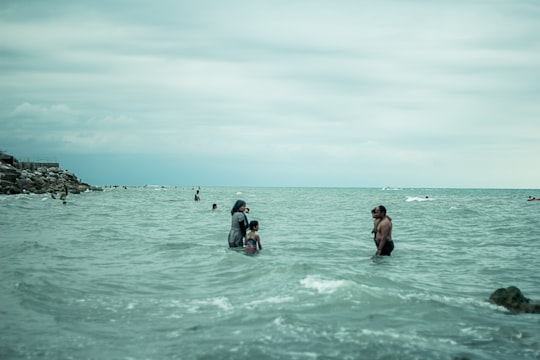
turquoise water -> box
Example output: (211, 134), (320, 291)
(1, 187), (539, 359)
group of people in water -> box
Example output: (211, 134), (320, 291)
(195, 185), (393, 256)
(228, 199), (393, 256)
(224, 198), (540, 315)
(228, 200), (262, 252)
(371, 205), (394, 256)
(49, 184), (69, 204)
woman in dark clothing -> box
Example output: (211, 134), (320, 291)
(228, 200), (248, 247)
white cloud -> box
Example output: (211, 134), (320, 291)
(1, 0), (539, 187)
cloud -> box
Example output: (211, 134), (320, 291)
(1, 0), (539, 187)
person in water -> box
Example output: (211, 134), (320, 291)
(59, 185), (68, 204)
(245, 220), (262, 252)
(372, 205), (394, 256)
(212, 203), (218, 211)
(194, 190), (201, 201)
(371, 207), (392, 250)
(228, 200), (249, 248)
(371, 208), (378, 246)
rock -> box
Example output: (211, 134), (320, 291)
(0, 151), (97, 195)
(489, 286), (540, 313)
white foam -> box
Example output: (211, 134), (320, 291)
(192, 296), (233, 311)
(397, 291), (490, 311)
(300, 275), (348, 294)
(273, 316), (284, 326)
(250, 296), (294, 306)
(360, 328), (457, 345)
(406, 196), (433, 202)
(459, 326), (498, 342)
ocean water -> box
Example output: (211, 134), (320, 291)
(1, 187), (539, 360)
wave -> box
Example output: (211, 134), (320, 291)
(406, 196), (433, 202)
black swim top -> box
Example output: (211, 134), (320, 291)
(246, 238), (257, 249)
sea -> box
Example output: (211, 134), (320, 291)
(1, 186), (539, 360)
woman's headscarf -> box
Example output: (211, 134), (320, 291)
(231, 200), (246, 215)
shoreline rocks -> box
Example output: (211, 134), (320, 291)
(0, 152), (101, 195)
(489, 286), (540, 314)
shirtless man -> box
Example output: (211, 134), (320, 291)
(373, 205), (394, 256)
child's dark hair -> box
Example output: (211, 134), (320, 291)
(249, 220), (259, 230)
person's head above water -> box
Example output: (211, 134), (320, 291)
(374, 205), (387, 216)
(249, 220), (259, 230)
(231, 200), (246, 215)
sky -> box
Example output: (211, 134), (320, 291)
(1, 0), (539, 188)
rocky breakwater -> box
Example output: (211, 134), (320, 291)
(0, 156), (99, 195)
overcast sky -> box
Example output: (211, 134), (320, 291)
(1, 0), (539, 188)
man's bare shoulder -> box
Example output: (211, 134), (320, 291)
(379, 217), (392, 228)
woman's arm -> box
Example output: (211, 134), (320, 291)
(239, 215), (247, 237)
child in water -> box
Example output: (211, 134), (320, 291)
(245, 220), (262, 252)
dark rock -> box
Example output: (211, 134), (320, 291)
(489, 286), (540, 313)
(0, 151), (98, 195)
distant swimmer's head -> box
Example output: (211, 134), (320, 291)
(231, 200), (247, 215)
(249, 220), (259, 230)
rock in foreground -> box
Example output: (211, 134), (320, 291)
(489, 286), (540, 314)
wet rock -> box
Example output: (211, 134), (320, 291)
(489, 286), (540, 314)
(0, 152), (99, 195)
